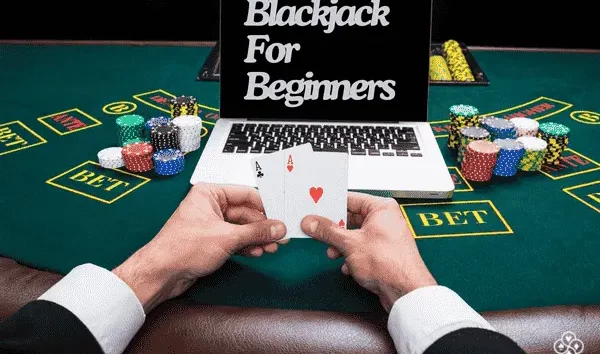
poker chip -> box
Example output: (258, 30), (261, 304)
(150, 123), (180, 151)
(481, 117), (517, 140)
(169, 96), (199, 118)
(116, 114), (145, 146)
(145, 116), (171, 137)
(97, 147), (124, 169)
(510, 117), (539, 137)
(442, 40), (475, 82)
(429, 55), (452, 81)
(172, 115), (203, 153)
(516, 136), (548, 171)
(537, 122), (570, 165)
(153, 149), (185, 176)
(457, 126), (490, 164)
(122, 142), (154, 172)
(492, 139), (525, 177)
(447, 104), (480, 151)
(461, 140), (500, 182)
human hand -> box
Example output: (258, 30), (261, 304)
(301, 192), (437, 312)
(113, 183), (287, 313)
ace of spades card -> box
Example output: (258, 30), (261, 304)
(284, 150), (349, 238)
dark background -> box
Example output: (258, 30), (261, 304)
(220, 0), (432, 120)
(0, 0), (598, 49)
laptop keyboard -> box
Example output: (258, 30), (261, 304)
(222, 123), (422, 157)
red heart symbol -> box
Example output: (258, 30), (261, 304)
(287, 165), (293, 172)
(338, 219), (345, 227)
(309, 187), (323, 203)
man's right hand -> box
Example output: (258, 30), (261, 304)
(301, 192), (438, 312)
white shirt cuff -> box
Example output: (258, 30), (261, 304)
(38, 264), (146, 354)
(387, 285), (494, 354)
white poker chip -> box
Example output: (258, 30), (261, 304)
(97, 147), (125, 168)
(172, 115), (203, 153)
(511, 117), (539, 137)
(516, 136), (547, 151)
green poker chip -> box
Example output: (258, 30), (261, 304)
(539, 122), (570, 137)
(450, 104), (479, 117)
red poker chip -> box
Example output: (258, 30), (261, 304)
(122, 142), (154, 172)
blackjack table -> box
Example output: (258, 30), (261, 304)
(1, 41), (599, 320)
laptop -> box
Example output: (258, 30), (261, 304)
(190, 0), (454, 199)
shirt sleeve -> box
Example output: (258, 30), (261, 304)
(38, 264), (146, 354)
(387, 285), (495, 354)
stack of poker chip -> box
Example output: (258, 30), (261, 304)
(516, 136), (548, 171)
(116, 114), (145, 146)
(492, 139), (525, 177)
(442, 40), (475, 82)
(461, 140), (500, 182)
(447, 104), (480, 151)
(145, 116), (171, 137)
(97, 147), (124, 169)
(172, 115), (203, 153)
(169, 96), (199, 118)
(121, 142), (154, 173)
(429, 55), (452, 81)
(510, 117), (539, 137)
(153, 149), (185, 176)
(537, 122), (570, 166)
(457, 126), (490, 164)
(481, 117), (517, 140)
(150, 123), (180, 151)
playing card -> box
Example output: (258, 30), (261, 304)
(284, 150), (349, 238)
(250, 144), (313, 223)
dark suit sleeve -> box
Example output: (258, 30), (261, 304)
(0, 300), (104, 354)
(424, 327), (526, 354)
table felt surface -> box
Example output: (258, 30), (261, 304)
(1, 43), (599, 314)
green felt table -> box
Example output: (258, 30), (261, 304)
(1, 42), (599, 315)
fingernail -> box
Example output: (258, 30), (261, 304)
(271, 223), (285, 237)
(309, 220), (318, 233)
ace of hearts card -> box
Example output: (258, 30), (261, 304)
(283, 150), (349, 238)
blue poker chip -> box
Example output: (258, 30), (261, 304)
(482, 117), (517, 140)
(492, 139), (524, 177)
(152, 148), (185, 176)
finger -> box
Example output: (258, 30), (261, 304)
(262, 243), (278, 253)
(301, 215), (351, 254)
(238, 246), (264, 257)
(277, 238), (290, 245)
(341, 263), (350, 275)
(347, 192), (388, 217)
(326, 247), (342, 259)
(225, 206), (265, 225)
(195, 183), (265, 213)
(347, 212), (364, 228)
(220, 185), (265, 211)
(235, 220), (287, 249)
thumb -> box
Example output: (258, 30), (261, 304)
(301, 215), (351, 254)
(234, 220), (287, 249)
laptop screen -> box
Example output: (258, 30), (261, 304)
(220, 0), (433, 123)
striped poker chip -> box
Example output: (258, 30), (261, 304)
(510, 117), (539, 137)
(122, 142), (154, 172)
(153, 149), (185, 176)
(98, 147), (125, 169)
(172, 115), (203, 153)
(516, 136), (547, 171)
(150, 123), (180, 151)
(460, 140), (500, 182)
(492, 139), (525, 177)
